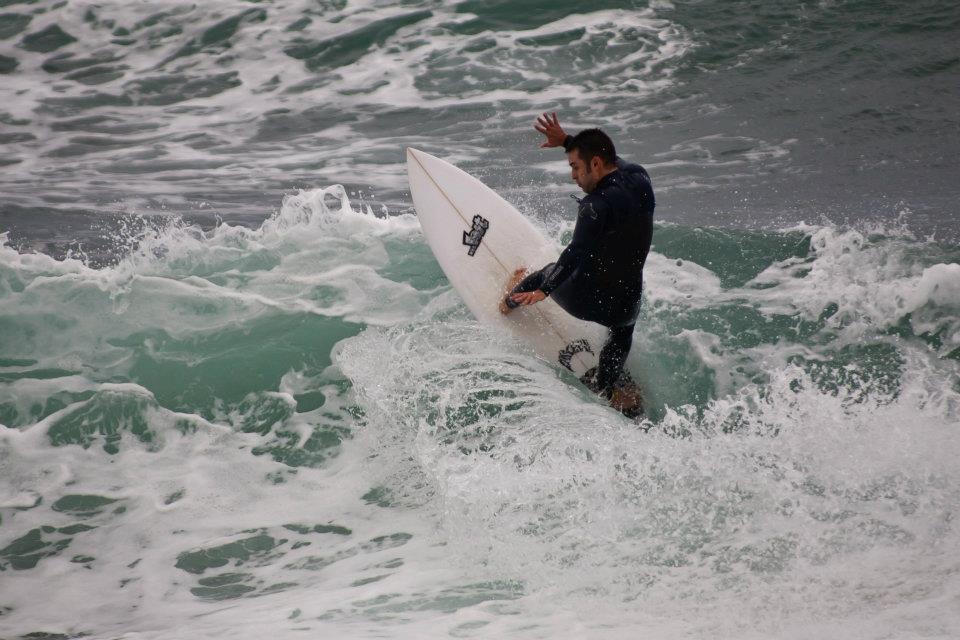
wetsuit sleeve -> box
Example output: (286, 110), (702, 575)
(540, 198), (605, 296)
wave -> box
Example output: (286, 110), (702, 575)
(1, 184), (958, 638)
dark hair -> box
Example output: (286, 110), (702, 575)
(564, 128), (616, 167)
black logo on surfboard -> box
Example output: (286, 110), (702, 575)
(462, 215), (489, 256)
(558, 338), (594, 371)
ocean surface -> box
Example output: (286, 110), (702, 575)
(1, 1), (959, 638)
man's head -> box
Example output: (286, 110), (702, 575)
(565, 128), (617, 193)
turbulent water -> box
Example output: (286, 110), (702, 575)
(1, 1), (959, 638)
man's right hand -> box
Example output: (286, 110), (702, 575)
(511, 290), (547, 306)
(535, 112), (567, 149)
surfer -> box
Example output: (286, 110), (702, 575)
(500, 113), (655, 412)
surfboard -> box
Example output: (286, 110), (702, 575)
(406, 148), (642, 415)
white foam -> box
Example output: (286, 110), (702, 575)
(3, 185), (960, 640)
(330, 300), (960, 638)
(747, 225), (960, 354)
(0, 1), (694, 207)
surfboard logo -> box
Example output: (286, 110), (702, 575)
(462, 215), (489, 256)
(558, 338), (594, 371)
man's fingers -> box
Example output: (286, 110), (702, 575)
(510, 291), (547, 306)
(536, 112), (561, 130)
(512, 291), (544, 305)
(536, 112), (562, 148)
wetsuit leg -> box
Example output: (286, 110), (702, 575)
(503, 263), (556, 309)
(596, 324), (635, 397)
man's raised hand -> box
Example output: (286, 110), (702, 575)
(535, 112), (567, 149)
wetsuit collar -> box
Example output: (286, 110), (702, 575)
(594, 167), (620, 191)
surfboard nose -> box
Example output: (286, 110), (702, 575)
(407, 147), (440, 166)
(406, 148), (427, 178)
(407, 147), (436, 176)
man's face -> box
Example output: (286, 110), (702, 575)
(567, 149), (599, 194)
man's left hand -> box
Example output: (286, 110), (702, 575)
(535, 112), (567, 148)
(511, 290), (547, 306)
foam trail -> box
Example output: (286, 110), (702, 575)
(2, 182), (960, 637)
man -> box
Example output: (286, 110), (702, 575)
(500, 113), (655, 411)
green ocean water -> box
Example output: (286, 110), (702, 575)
(2, 187), (959, 637)
(1, 0), (958, 253)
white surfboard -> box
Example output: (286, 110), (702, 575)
(407, 147), (633, 395)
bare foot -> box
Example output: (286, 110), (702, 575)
(499, 267), (528, 315)
(610, 385), (643, 414)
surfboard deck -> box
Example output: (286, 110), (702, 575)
(406, 147), (642, 417)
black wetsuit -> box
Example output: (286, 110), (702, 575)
(508, 155), (655, 396)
